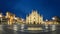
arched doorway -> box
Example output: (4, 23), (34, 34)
(33, 17), (36, 24)
(34, 21), (35, 24)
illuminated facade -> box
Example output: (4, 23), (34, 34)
(6, 12), (15, 25)
(14, 17), (25, 24)
(44, 21), (58, 25)
(5, 12), (25, 25)
(0, 10), (59, 25)
(26, 10), (43, 24)
(0, 13), (8, 24)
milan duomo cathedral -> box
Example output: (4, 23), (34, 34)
(0, 10), (59, 25)
(26, 10), (43, 24)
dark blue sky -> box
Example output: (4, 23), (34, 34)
(0, 0), (60, 20)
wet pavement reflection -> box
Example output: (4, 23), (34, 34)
(0, 29), (60, 34)
(0, 25), (60, 34)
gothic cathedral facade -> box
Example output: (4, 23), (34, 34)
(26, 10), (43, 24)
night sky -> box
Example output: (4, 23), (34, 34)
(0, 0), (60, 20)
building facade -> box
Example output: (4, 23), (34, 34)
(26, 10), (43, 24)
(0, 10), (59, 25)
(5, 12), (16, 25)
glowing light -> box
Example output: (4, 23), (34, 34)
(13, 25), (18, 31)
(46, 19), (48, 21)
(21, 24), (24, 29)
(27, 27), (43, 30)
(45, 25), (48, 29)
(22, 19), (24, 21)
(52, 17), (55, 20)
(14, 17), (18, 19)
(0, 15), (2, 17)
(51, 25), (56, 31)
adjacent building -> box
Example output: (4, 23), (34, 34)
(5, 12), (16, 25)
